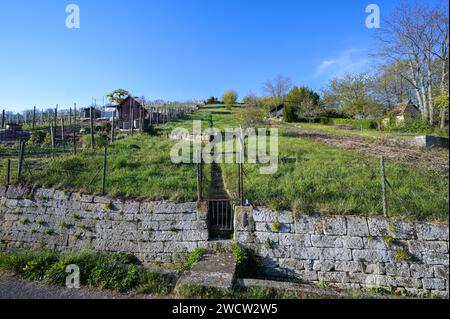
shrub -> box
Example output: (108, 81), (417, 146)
(26, 130), (47, 147)
(394, 249), (412, 261)
(178, 248), (204, 271)
(271, 220), (282, 232)
(333, 118), (378, 130)
(22, 251), (57, 281)
(135, 271), (176, 295)
(81, 133), (108, 148)
(319, 117), (333, 125)
(232, 243), (262, 278)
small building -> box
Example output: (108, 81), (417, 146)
(81, 107), (102, 120)
(382, 100), (421, 126)
(117, 96), (148, 130)
(269, 104), (284, 118)
(0, 123), (30, 146)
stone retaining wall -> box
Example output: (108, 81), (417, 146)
(235, 206), (449, 297)
(0, 185), (209, 264)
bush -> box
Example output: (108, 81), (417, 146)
(382, 118), (435, 135)
(319, 117), (333, 125)
(81, 133), (108, 148)
(26, 130), (47, 147)
(333, 118), (378, 130)
(22, 251), (57, 281)
(178, 247), (205, 271)
(232, 243), (262, 278)
(0, 250), (57, 280)
(135, 271), (176, 295)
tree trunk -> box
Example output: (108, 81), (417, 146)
(441, 108), (447, 129)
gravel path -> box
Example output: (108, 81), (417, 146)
(0, 275), (130, 299)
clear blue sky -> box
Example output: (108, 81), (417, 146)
(0, 0), (413, 111)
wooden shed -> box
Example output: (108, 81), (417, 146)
(117, 96), (148, 130)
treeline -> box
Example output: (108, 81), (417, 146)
(237, 1), (448, 130)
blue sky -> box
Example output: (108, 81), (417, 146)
(0, 0), (408, 111)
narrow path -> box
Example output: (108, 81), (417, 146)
(0, 275), (128, 299)
(207, 163), (230, 200)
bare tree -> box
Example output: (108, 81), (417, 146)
(262, 75), (293, 102)
(372, 61), (414, 107)
(376, 0), (449, 125)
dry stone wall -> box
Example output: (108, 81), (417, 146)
(235, 206), (449, 298)
(0, 185), (209, 264)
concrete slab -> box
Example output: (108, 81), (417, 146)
(176, 253), (236, 291)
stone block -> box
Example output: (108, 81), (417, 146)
(322, 216), (347, 235)
(294, 214), (321, 234)
(321, 248), (352, 261)
(386, 263), (411, 277)
(423, 278), (446, 290)
(346, 216), (369, 236)
(311, 235), (343, 248)
(434, 265), (449, 280)
(343, 237), (364, 249)
(416, 224), (448, 241)
(335, 261), (363, 273)
(313, 260), (335, 272)
(367, 218), (389, 237)
(410, 264), (434, 279)
(353, 249), (390, 263)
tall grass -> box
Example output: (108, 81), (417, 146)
(221, 135), (448, 221)
(0, 249), (175, 294)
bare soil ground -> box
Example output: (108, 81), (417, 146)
(282, 126), (449, 175)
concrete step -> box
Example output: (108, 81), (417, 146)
(176, 253), (236, 291)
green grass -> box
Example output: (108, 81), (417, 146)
(3, 107), (447, 221)
(20, 134), (200, 201)
(0, 249), (175, 294)
(288, 122), (418, 141)
(221, 134), (448, 221)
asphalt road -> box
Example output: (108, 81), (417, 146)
(0, 275), (128, 299)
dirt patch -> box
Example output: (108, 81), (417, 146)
(282, 127), (449, 175)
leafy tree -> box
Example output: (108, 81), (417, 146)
(222, 90), (238, 106)
(107, 89), (130, 105)
(284, 86), (320, 122)
(238, 106), (264, 129)
(435, 93), (449, 128)
(322, 73), (381, 118)
(204, 96), (220, 105)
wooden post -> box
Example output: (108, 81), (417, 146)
(50, 124), (55, 156)
(6, 159), (11, 184)
(1, 109), (5, 129)
(111, 111), (115, 143)
(131, 107), (134, 136)
(32, 106), (36, 129)
(196, 150), (202, 201)
(90, 107), (95, 148)
(380, 156), (388, 218)
(74, 103), (77, 123)
(61, 118), (65, 150)
(238, 130), (245, 206)
(73, 131), (77, 155)
(102, 145), (108, 195)
(17, 141), (25, 181)
(54, 104), (58, 128)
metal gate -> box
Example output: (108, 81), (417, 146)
(208, 199), (234, 239)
